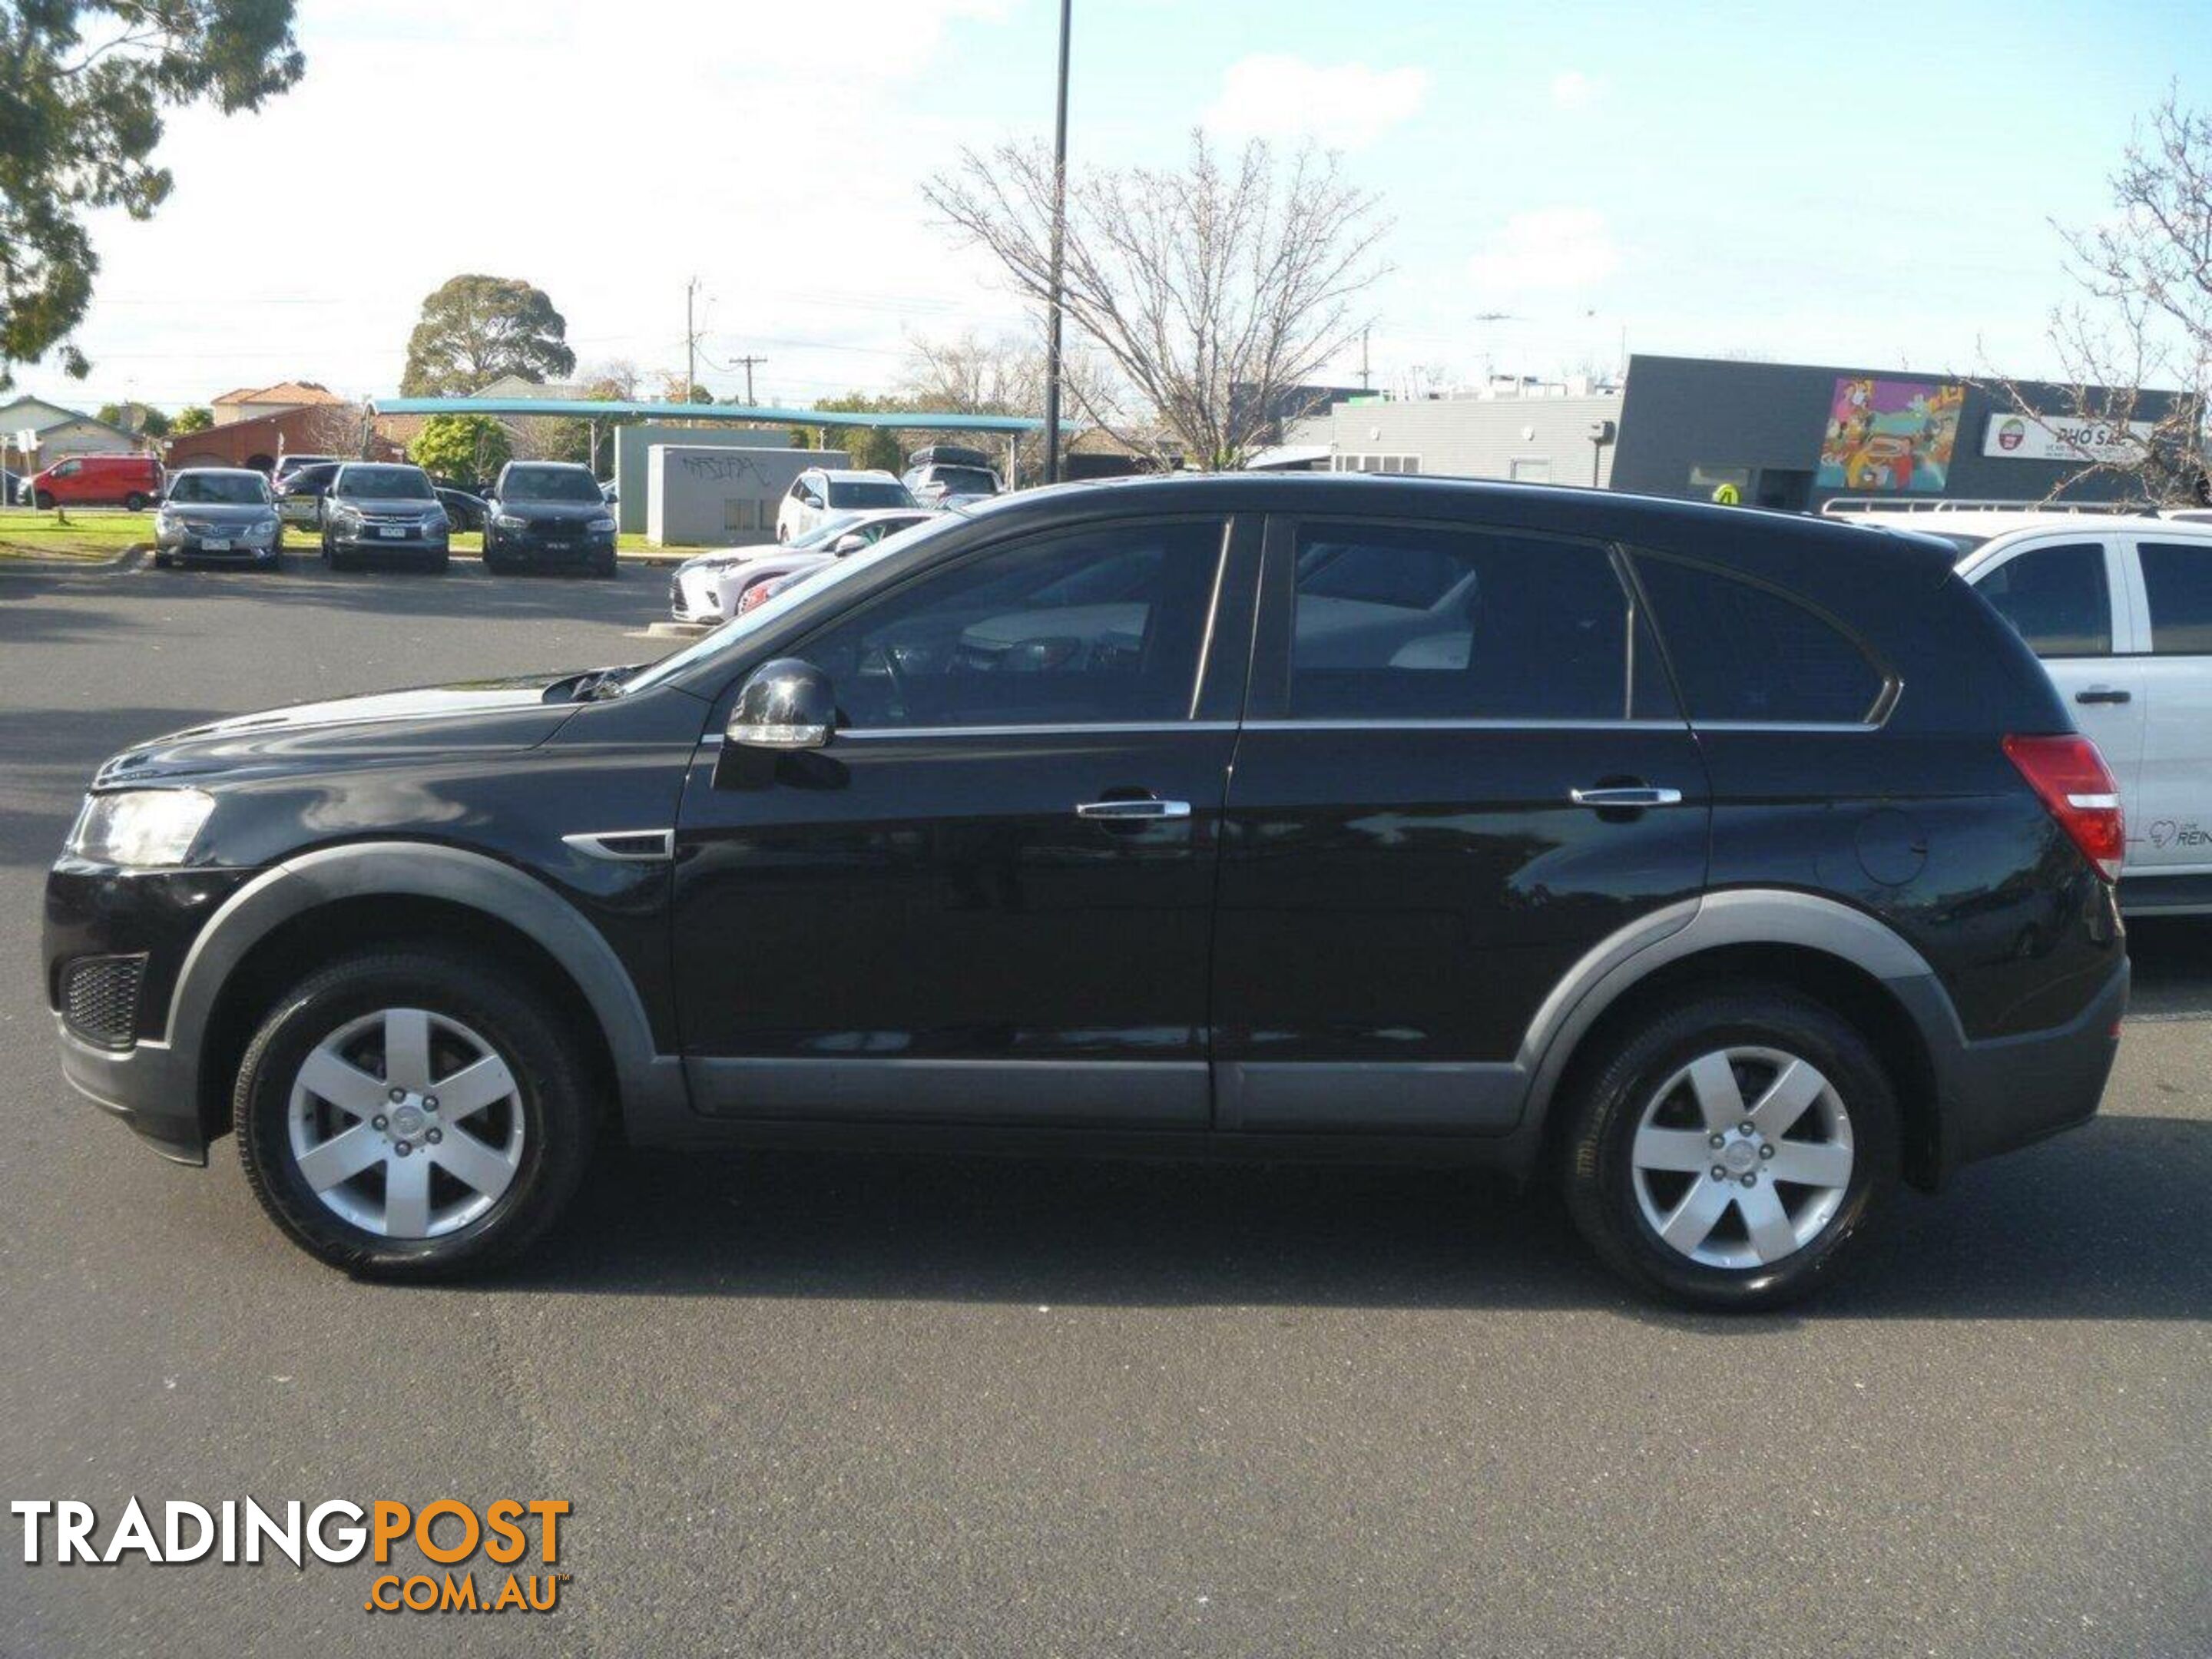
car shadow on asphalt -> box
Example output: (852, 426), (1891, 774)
(488, 1110), (2212, 1324)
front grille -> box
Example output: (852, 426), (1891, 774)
(62, 954), (147, 1050)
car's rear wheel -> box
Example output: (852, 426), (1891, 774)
(1561, 987), (1898, 1310)
(33, 489), (53, 510)
(124, 492), (147, 511)
(234, 948), (594, 1278)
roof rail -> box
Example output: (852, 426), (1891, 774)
(1820, 497), (2150, 518)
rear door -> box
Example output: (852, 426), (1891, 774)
(2122, 535), (2212, 876)
(1211, 513), (1708, 1134)
(1965, 534), (2147, 840)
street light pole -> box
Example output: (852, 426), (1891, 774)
(1041, 0), (1071, 485)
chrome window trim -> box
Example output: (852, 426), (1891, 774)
(1689, 720), (1885, 734)
(1243, 717), (1688, 733)
(839, 721), (1240, 741)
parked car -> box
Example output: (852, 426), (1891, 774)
(434, 486), (488, 534)
(318, 462), (449, 572)
(667, 508), (937, 624)
(598, 479), (618, 505)
(775, 468), (915, 543)
(45, 475), (2131, 1305)
(2, 466), (23, 505)
(272, 453), (339, 493)
(276, 461), (342, 527)
(151, 469), (284, 568)
(901, 444), (1002, 508)
(1939, 515), (2212, 915)
(482, 461), (619, 578)
(26, 452), (163, 511)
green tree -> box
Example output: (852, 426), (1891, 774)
(95, 400), (167, 436)
(407, 413), (512, 487)
(815, 392), (910, 474)
(169, 405), (213, 434)
(399, 275), (576, 396)
(0, 2), (304, 390)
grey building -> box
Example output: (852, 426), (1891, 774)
(1277, 386), (1624, 486)
(1606, 354), (2181, 511)
(611, 423), (794, 536)
(646, 445), (846, 547)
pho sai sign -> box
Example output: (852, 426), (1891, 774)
(1982, 413), (2155, 463)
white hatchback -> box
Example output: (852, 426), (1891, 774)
(1949, 516), (2212, 914)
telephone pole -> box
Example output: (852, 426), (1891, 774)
(684, 276), (704, 402)
(1359, 326), (1371, 391)
(1041, 0), (1072, 484)
(731, 355), (769, 406)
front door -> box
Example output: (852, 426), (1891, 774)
(2126, 536), (2212, 876)
(1213, 515), (1710, 1133)
(672, 513), (1255, 1128)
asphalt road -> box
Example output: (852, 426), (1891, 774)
(2, 552), (2207, 1658)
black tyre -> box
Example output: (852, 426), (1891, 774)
(233, 947), (594, 1278)
(124, 491), (147, 511)
(429, 551), (450, 574)
(34, 489), (53, 510)
(1561, 986), (1898, 1311)
(152, 549), (173, 569)
(594, 551), (618, 580)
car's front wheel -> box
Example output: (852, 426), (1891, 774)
(1561, 987), (1898, 1310)
(233, 948), (594, 1278)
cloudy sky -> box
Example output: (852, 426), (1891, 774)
(15, 0), (2207, 415)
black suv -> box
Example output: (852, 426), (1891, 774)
(43, 477), (2128, 1306)
(482, 461), (619, 577)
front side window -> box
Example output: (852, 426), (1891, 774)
(1285, 522), (1669, 722)
(799, 518), (1227, 730)
(2140, 541), (2212, 654)
(1973, 542), (2112, 657)
(1634, 554), (1886, 725)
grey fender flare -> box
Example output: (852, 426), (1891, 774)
(168, 841), (684, 1121)
(1513, 888), (1959, 1134)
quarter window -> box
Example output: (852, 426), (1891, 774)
(2139, 541), (2212, 655)
(800, 518), (1226, 729)
(1973, 542), (2113, 658)
(1634, 555), (1886, 725)
(1284, 523), (1671, 721)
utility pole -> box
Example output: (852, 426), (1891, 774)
(1041, 0), (1072, 485)
(1359, 326), (1371, 392)
(684, 276), (704, 402)
(731, 355), (769, 406)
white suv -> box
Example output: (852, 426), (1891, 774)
(1948, 516), (2212, 914)
(775, 468), (916, 543)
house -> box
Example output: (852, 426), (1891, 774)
(210, 380), (348, 427)
(165, 401), (392, 474)
(0, 395), (145, 475)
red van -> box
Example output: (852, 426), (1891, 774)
(27, 453), (164, 510)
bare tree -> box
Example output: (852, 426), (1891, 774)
(1992, 91), (2210, 504)
(899, 329), (1124, 478)
(925, 132), (1389, 470)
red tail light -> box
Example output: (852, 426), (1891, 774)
(2004, 733), (2124, 882)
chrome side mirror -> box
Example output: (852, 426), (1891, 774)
(727, 657), (834, 751)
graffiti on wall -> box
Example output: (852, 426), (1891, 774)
(1815, 377), (1964, 494)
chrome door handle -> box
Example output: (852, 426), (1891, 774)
(1569, 786), (1685, 808)
(1075, 799), (1191, 820)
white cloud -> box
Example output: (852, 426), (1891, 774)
(1550, 70), (1604, 110)
(1203, 54), (1430, 151)
(1467, 207), (1620, 293)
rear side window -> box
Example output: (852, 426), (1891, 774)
(1285, 522), (1673, 721)
(1634, 554), (1886, 725)
(2139, 541), (2212, 654)
(1973, 542), (2112, 657)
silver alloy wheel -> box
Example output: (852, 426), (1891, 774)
(286, 1007), (525, 1239)
(1630, 1045), (1855, 1270)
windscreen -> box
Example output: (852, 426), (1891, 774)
(334, 466), (433, 500)
(169, 473), (270, 505)
(501, 466), (604, 503)
(826, 480), (915, 508)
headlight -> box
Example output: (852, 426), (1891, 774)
(67, 790), (216, 867)
(495, 514), (528, 531)
(249, 516), (280, 539)
(424, 511), (449, 532)
(588, 516), (616, 534)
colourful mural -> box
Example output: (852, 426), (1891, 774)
(1816, 377), (1964, 494)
